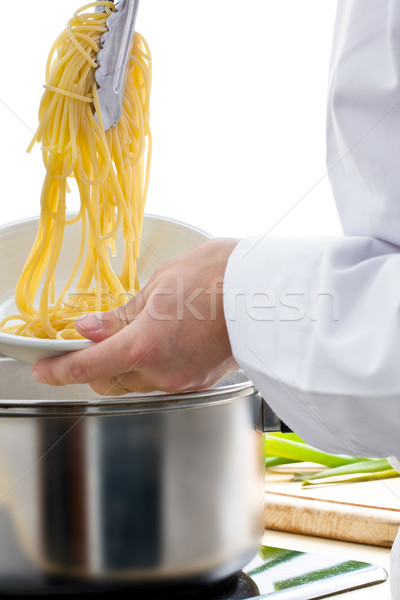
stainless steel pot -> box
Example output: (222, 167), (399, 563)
(0, 357), (282, 588)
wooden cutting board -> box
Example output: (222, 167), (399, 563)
(264, 466), (400, 547)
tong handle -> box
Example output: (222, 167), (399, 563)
(95, 0), (140, 130)
(114, 0), (140, 94)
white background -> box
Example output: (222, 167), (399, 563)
(0, 0), (339, 240)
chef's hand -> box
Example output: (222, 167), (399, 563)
(32, 238), (240, 395)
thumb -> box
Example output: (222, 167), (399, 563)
(75, 288), (147, 343)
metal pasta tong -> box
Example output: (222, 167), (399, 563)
(95, 0), (140, 131)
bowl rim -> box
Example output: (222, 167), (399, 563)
(0, 211), (212, 240)
(0, 331), (92, 349)
(0, 212), (212, 350)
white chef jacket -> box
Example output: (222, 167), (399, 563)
(223, 1), (400, 596)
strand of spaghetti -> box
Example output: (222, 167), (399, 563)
(74, 2), (115, 17)
(54, 215), (87, 313)
(67, 18), (98, 68)
(65, 204), (85, 225)
(43, 84), (93, 103)
(38, 177), (67, 337)
(81, 149), (126, 298)
(70, 31), (101, 53)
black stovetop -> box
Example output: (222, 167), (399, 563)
(0, 545), (387, 599)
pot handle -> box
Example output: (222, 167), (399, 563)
(253, 392), (292, 433)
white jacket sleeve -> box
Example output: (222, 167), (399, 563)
(223, 0), (400, 460)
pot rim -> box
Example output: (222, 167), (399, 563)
(0, 379), (255, 417)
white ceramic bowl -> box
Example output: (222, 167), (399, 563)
(0, 214), (211, 365)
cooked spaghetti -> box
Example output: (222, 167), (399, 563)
(0, 1), (151, 339)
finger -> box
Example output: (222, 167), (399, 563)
(75, 286), (148, 343)
(89, 371), (159, 396)
(32, 316), (157, 386)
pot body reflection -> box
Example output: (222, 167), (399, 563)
(0, 360), (265, 585)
